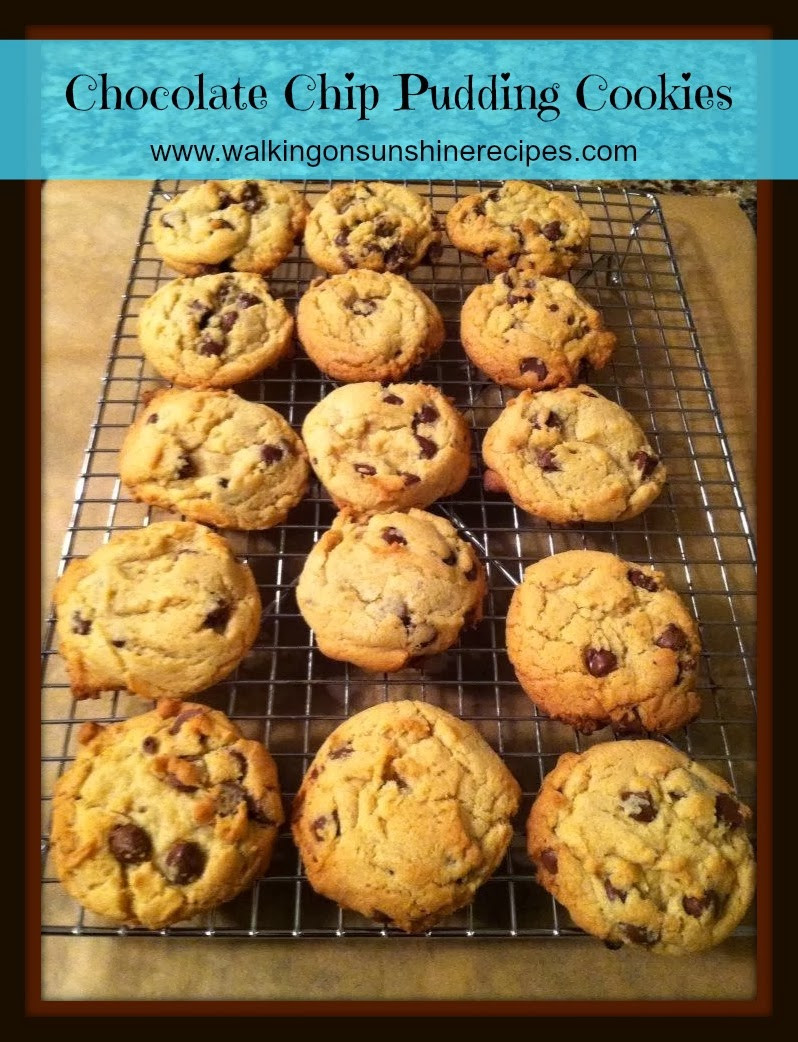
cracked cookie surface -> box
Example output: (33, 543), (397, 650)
(482, 387), (666, 523)
(120, 389), (309, 530)
(301, 382), (470, 515)
(296, 270), (444, 382)
(527, 740), (755, 954)
(446, 181), (590, 274)
(152, 180), (309, 276)
(506, 550), (702, 734)
(296, 509), (486, 672)
(53, 521), (261, 700)
(304, 182), (442, 274)
(461, 270), (616, 389)
(292, 700), (520, 932)
(138, 272), (294, 388)
(51, 700), (283, 929)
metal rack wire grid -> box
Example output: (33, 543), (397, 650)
(41, 180), (757, 939)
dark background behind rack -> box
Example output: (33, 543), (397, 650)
(41, 180), (757, 939)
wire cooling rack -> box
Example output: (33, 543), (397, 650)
(41, 180), (757, 939)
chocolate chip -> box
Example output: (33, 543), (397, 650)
(175, 456), (195, 480)
(164, 841), (206, 884)
(536, 449), (560, 473)
(110, 639), (126, 650)
(198, 337), (224, 357)
(169, 707), (206, 735)
(424, 242), (443, 264)
(413, 405), (439, 427)
(682, 892), (717, 918)
(236, 293), (260, 310)
(374, 221), (396, 238)
(632, 451), (660, 478)
(621, 924), (659, 946)
(108, 823), (152, 865)
(621, 790), (658, 823)
(333, 230), (350, 246)
(540, 848), (558, 874)
(473, 200), (486, 217)
(415, 435), (438, 459)
(146, 413), (159, 424)
(354, 462), (377, 476)
(239, 182), (263, 213)
(604, 880), (627, 903)
(351, 298), (377, 317)
(382, 527), (407, 546)
(628, 569), (659, 592)
(382, 393), (404, 405)
(230, 749), (248, 780)
(311, 811), (340, 840)
(165, 772), (199, 794)
(566, 315), (575, 326)
(576, 359), (591, 382)
(547, 303), (560, 312)
(507, 293), (533, 307)
(668, 790), (685, 801)
(519, 357), (548, 380)
(141, 737), (159, 757)
(715, 792), (745, 828)
(384, 243), (409, 271)
(502, 272), (513, 287)
(443, 552), (457, 566)
(219, 310), (238, 333)
(464, 564), (478, 582)
(329, 742), (354, 760)
(584, 647), (618, 677)
(541, 221), (563, 242)
(71, 612), (92, 635)
(261, 444), (284, 464)
(216, 782), (246, 816)
(341, 252), (356, 269)
(655, 624), (688, 650)
(507, 252), (521, 267)
(245, 793), (276, 826)
(401, 472), (421, 486)
(217, 192), (233, 209)
(613, 709), (646, 736)
(486, 189), (501, 202)
(203, 602), (230, 632)
(218, 477), (229, 489)
(581, 389), (598, 398)
(604, 939), (624, 951)
(160, 212), (177, 228)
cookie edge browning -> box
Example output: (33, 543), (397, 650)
(526, 742), (756, 955)
(52, 521), (263, 700)
(505, 550), (702, 734)
(50, 701), (284, 929)
(291, 700), (521, 932)
(119, 389), (310, 530)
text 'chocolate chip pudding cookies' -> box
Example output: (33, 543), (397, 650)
(50, 700), (283, 929)
(527, 741), (755, 954)
(292, 701), (520, 933)
(296, 509), (486, 672)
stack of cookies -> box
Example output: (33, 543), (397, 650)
(46, 179), (754, 951)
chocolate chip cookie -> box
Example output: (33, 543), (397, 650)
(506, 550), (702, 734)
(53, 521), (261, 700)
(50, 700), (283, 929)
(296, 270), (444, 383)
(152, 180), (308, 276)
(292, 700), (520, 933)
(295, 509), (485, 672)
(301, 382), (471, 515)
(303, 182), (442, 274)
(138, 273), (293, 388)
(527, 740), (755, 954)
(446, 181), (591, 274)
(461, 270), (616, 389)
(120, 389), (309, 530)
(482, 387), (666, 523)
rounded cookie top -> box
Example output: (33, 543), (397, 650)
(304, 182), (442, 275)
(296, 270), (444, 383)
(292, 700), (520, 933)
(527, 740), (755, 954)
(296, 509), (486, 672)
(120, 389), (309, 530)
(461, 270), (616, 390)
(152, 180), (309, 276)
(446, 181), (590, 274)
(301, 382), (471, 515)
(138, 273), (293, 388)
(482, 387), (666, 523)
(50, 700), (283, 929)
(53, 521), (261, 700)
(506, 550), (701, 734)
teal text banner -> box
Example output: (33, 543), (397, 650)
(2, 37), (797, 179)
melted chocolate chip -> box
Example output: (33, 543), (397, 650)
(464, 564), (478, 582)
(164, 841), (206, 884)
(536, 449), (560, 473)
(354, 462), (377, 476)
(329, 742), (354, 760)
(715, 792), (745, 828)
(146, 412), (159, 424)
(547, 303), (560, 312)
(340, 252), (356, 269)
(621, 790), (658, 823)
(541, 221), (563, 242)
(334, 230), (350, 246)
(682, 892), (717, 918)
(654, 624), (688, 650)
(217, 782), (246, 816)
(584, 647), (618, 677)
(384, 243), (409, 271)
(520, 356), (548, 380)
(111, 638), (125, 648)
(218, 477), (229, 489)
(230, 749), (248, 780)
(415, 435), (438, 459)
(473, 200), (486, 217)
(540, 848), (558, 874)
(311, 811), (340, 840)
(142, 736), (159, 755)
(507, 292), (533, 307)
(219, 311), (238, 333)
(261, 444), (284, 464)
(486, 189), (501, 202)
(108, 823), (152, 865)
(401, 472), (421, 486)
(382, 527), (407, 546)
(613, 709), (646, 736)
(245, 793), (276, 826)
(604, 880), (627, 903)
(175, 456), (195, 480)
(71, 613), (92, 636)
(382, 393), (404, 405)
(507, 252), (521, 267)
(198, 337), (224, 357)
(413, 405), (439, 427)
(203, 602), (230, 632)
(169, 707), (206, 735)
(424, 242), (443, 264)
(374, 221), (396, 238)
(165, 772), (199, 794)
(628, 569), (659, 593)
(442, 552), (457, 566)
(237, 292), (261, 309)
(621, 924), (659, 946)
(217, 192), (233, 209)
(632, 451), (660, 478)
